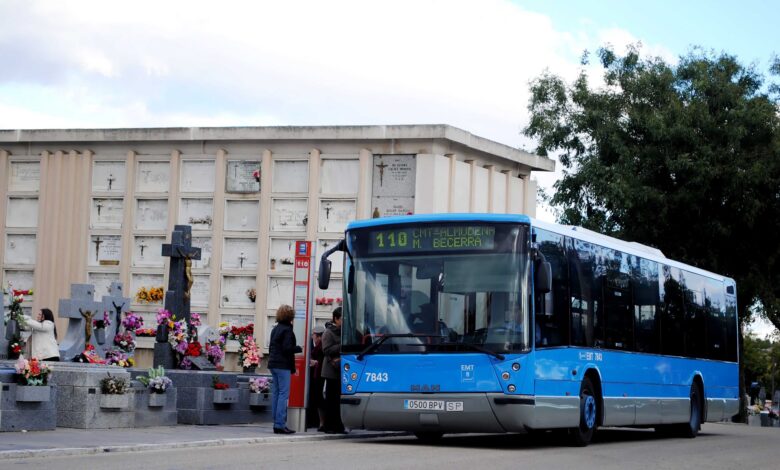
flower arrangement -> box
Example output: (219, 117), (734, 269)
(135, 328), (157, 337)
(76, 344), (106, 364)
(238, 336), (262, 369)
(228, 323), (254, 340)
(249, 377), (271, 394)
(93, 311), (111, 329)
(218, 321), (230, 337)
(137, 366), (172, 394)
(9, 341), (23, 356)
(168, 319), (189, 355)
(156, 309), (173, 326)
(105, 349), (134, 368)
(252, 169), (260, 182)
(136, 286), (164, 303)
(315, 297), (342, 306)
(186, 341), (202, 357)
(14, 356), (51, 386)
(122, 312), (144, 331)
(6, 291), (27, 328)
(100, 373), (130, 394)
(113, 331), (136, 352)
(190, 312), (202, 327)
(246, 288), (256, 303)
(212, 376), (230, 390)
(205, 335), (226, 367)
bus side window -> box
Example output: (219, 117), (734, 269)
(705, 278), (727, 360)
(683, 272), (708, 359)
(633, 258), (660, 354)
(533, 229), (568, 347)
(570, 239), (603, 348)
(660, 266), (685, 357)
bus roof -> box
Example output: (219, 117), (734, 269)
(347, 213), (532, 230)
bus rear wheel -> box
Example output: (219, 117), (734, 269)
(679, 382), (702, 438)
(414, 432), (443, 442)
(569, 377), (598, 447)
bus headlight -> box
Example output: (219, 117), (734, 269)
(507, 384), (516, 393)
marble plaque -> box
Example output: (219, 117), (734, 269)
(268, 238), (296, 272)
(133, 236), (165, 267)
(92, 161), (126, 193)
(179, 198), (213, 230)
(192, 237), (212, 269)
(135, 199), (168, 230)
(6, 197), (39, 228)
(224, 200), (260, 231)
(181, 160), (215, 192)
(90, 198), (124, 229)
(371, 196), (415, 218)
(226, 160), (261, 193)
(320, 159), (359, 194)
(315, 281), (343, 311)
(318, 199), (356, 233)
(136, 161), (170, 193)
(5, 234), (37, 265)
(191, 275), (210, 307)
(8, 162), (41, 192)
(220, 275), (256, 308)
(132, 273), (165, 302)
(88, 272), (121, 301)
(267, 276), (293, 309)
(372, 154), (415, 198)
(223, 238), (258, 270)
(271, 198), (307, 232)
(89, 235), (122, 266)
(4, 270), (34, 292)
(316, 239), (343, 273)
(272, 160), (308, 193)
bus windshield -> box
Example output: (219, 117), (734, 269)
(342, 223), (530, 355)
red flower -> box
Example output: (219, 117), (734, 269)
(186, 342), (202, 357)
(12, 344), (21, 353)
(214, 382), (230, 390)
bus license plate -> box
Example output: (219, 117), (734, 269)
(403, 400), (463, 411)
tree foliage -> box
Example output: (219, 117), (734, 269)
(525, 46), (780, 330)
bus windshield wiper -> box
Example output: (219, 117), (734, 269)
(356, 334), (443, 361)
(438, 342), (505, 361)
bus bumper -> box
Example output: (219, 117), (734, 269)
(341, 393), (579, 433)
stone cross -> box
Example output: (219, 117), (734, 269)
(102, 281), (130, 335)
(58, 284), (103, 361)
(161, 225), (201, 326)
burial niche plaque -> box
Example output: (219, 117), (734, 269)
(9, 162), (41, 192)
(88, 272), (121, 301)
(318, 199), (356, 233)
(192, 237), (212, 269)
(272, 160), (308, 193)
(191, 275), (210, 307)
(135, 199), (168, 231)
(267, 276), (293, 309)
(89, 235), (121, 266)
(226, 160), (261, 193)
(320, 159), (359, 194)
(181, 160), (215, 193)
(4, 270), (34, 292)
(133, 236), (165, 267)
(271, 198), (307, 232)
(5, 234), (37, 265)
(223, 238), (258, 270)
(136, 161), (170, 193)
(372, 154), (416, 218)
(225, 200), (260, 231)
(92, 161), (126, 193)
(90, 198), (124, 229)
(179, 198), (213, 230)
(6, 197), (39, 228)
(269, 238), (296, 272)
(220, 276), (256, 308)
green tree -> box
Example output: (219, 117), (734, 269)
(525, 46), (780, 331)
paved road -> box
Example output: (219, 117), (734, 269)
(1, 424), (775, 470)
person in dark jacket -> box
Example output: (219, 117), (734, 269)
(268, 304), (302, 434)
(321, 307), (346, 433)
(307, 325), (326, 430)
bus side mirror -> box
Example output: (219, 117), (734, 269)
(535, 260), (552, 294)
(318, 258), (332, 290)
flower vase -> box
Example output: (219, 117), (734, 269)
(148, 392), (167, 407)
(249, 392), (270, 406)
(95, 327), (106, 345)
(156, 323), (169, 343)
(5, 319), (18, 340)
(243, 366), (257, 374)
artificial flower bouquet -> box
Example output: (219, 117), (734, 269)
(249, 376), (271, 394)
(100, 373), (130, 394)
(14, 356), (51, 386)
(238, 335), (262, 368)
(93, 311), (111, 329)
(212, 376), (230, 390)
(138, 366), (173, 394)
(136, 286), (164, 303)
(122, 312), (144, 330)
(105, 349), (134, 368)
(114, 331), (136, 352)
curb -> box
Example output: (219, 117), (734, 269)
(0, 431), (406, 460)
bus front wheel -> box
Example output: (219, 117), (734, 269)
(679, 382), (702, 438)
(569, 377), (598, 446)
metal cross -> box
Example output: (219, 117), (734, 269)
(376, 159), (388, 186)
(95, 199), (104, 217)
(138, 240), (148, 257)
(93, 237), (103, 261)
(239, 251), (247, 269)
(107, 173), (116, 191)
(324, 203), (332, 219)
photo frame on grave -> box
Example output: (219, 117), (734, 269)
(88, 272), (121, 301)
(272, 160), (308, 193)
(226, 160), (261, 193)
(320, 159), (359, 195)
(8, 161), (41, 192)
(191, 275), (210, 307)
(224, 200), (260, 231)
(220, 275), (256, 308)
(271, 198), (307, 232)
(223, 238), (258, 270)
(4, 270), (34, 292)
(5, 234), (37, 265)
(179, 198), (214, 230)
(135, 199), (168, 231)
(268, 238), (296, 272)
(266, 276), (293, 309)
(92, 161), (126, 193)
(136, 161), (170, 193)
(89, 235), (121, 267)
(133, 236), (165, 267)
(192, 237), (212, 269)
(180, 160), (216, 193)
(6, 197), (39, 228)
(318, 199), (356, 233)
(90, 197), (124, 229)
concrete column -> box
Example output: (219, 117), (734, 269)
(467, 160), (476, 212)
(447, 154), (457, 212)
(209, 149), (228, 328)
(164, 150), (182, 291)
(256, 149), (273, 339)
(0, 150), (9, 292)
(356, 148), (372, 219)
(120, 151), (137, 296)
(306, 148), (321, 242)
(484, 165), (494, 213)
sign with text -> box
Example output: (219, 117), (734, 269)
(368, 225), (496, 254)
(289, 241), (313, 408)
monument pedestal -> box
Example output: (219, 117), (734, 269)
(153, 342), (176, 370)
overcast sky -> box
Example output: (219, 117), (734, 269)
(1, 0), (777, 333)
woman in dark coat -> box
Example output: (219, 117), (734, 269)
(268, 304), (302, 434)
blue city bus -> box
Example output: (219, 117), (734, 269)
(317, 213), (739, 445)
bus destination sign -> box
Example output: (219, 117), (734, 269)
(369, 225), (496, 253)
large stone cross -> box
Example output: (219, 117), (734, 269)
(161, 225), (201, 326)
(101, 281), (131, 333)
(58, 284), (103, 361)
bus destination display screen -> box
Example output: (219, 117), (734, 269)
(368, 225), (496, 254)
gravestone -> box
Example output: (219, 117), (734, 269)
(58, 284), (103, 361)
(102, 282), (131, 334)
(155, 225), (201, 368)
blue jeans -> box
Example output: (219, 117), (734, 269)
(270, 368), (292, 429)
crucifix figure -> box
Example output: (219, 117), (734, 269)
(57, 284), (104, 360)
(95, 200), (104, 217)
(93, 237), (103, 262)
(376, 159), (388, 186)
(107, 173), (116, 190)
(324, 203), (332, 220)
(79, 309), (94, 345)
(239, 251), (247, 269)
(138, 240), (148, 257)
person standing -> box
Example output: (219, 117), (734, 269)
(267, 304), (302, 434)
(321, 307), (346, 433)
(22, 308), (60, 361)
(307, 325), (326, 431)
